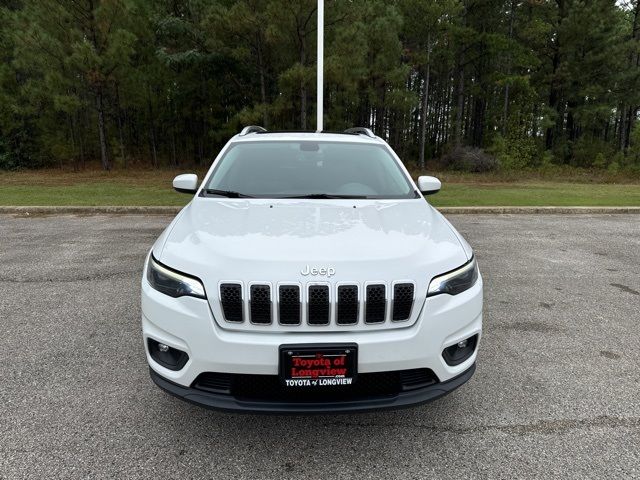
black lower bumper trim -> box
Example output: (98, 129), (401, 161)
(149, 363), (476, 414)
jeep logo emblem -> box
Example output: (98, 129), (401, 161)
(301, 265), (336, 277)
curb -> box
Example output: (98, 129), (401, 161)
(1, 205), (639, 215)
(0, 206), (182, 215)
(436, 206), (640, 214)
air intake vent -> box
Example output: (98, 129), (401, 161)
(278, 285), (301, 325)
(220, 283), (243, 322)
(337, 285), (358, 325)
(191, 368), (440, 402)
(392, 283), (414, 321)
(399, 368), (438, 391)
(308, 285), (330, 325)
(365, 284), (386, 323)
(192, 372), (233, 394)
(250, 284), (272, 324)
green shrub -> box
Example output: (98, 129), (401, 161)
(541, 150), (555, 167)
(593, 152), (607, 169)
(571, 137), (615, 168)
(0, 130), (38, 170)
(487, 132), (538, 170)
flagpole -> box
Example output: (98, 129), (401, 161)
(316, 0), (324, 132)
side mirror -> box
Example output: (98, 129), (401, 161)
(417, 176), (441, 195)
(173, 173), (198, 194)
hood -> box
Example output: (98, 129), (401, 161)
(156, 198), (467, 282)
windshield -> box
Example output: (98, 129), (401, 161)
(203, 141), (417, 199)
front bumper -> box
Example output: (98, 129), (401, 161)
(150, 363), (476, 413)
(141, 270), (482, 412)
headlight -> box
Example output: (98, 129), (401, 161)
(427, 258), (479, 297)
(146, 255), (206, 299)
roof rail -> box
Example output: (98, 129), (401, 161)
(344, 127), (375, 138)
(239, 125), (267, 136)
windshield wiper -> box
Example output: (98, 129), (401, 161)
(283, 193), (370, 199)
(202, 189), (254, 198)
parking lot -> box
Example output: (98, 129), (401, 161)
(1, 213), (639, 479)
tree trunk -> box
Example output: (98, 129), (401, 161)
(149, 126), (158, 168)
(299, 42), (306, 130)
(257, 41), (269, 128)
(566, 105), (575, 142)
(96, 88), (111, 171)
(300, 87), (307, 130)
(623, 1), (640, 151)
(621, 106), (633, 151)
(170, 97), (178, 167)
(454, 60), (465, 147)
(80, 109), (87, 169)
(546, 0), (565, 151)
(115, 83), (127, 168)
(69, 114), (77, 171)
(171, 132), (177, 168)
(472, 96), (486, 147)
(147, 92), (158, 168)
(418, 33), (431, 170)
(453, 5), (468, 148)
(545, 50), (561, 150)
(502, 0), (516, 135)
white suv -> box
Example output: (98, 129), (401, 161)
(141, 127), (482, 413)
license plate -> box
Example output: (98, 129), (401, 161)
(279, 344), (357, 388)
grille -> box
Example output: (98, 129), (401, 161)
(250, 285), (272, 324)
(307, 285), (330, 325)
(218, 281), (416, 327)
(220, 283), (243, 322)
(336, 285), (358, 325)
(192, 368), (438, 403)
(278, 285), (301, 325)
(365, 284), (386, 323)
(392, 283), (414, 321)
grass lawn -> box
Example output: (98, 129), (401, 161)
(1, 168), (639, 207)
(432, 182), (640, 207)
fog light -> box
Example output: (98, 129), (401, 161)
(442, 334), (478, 366)
(148, 338), (189, 371)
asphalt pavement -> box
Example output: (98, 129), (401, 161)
(0, 213), (639, 479)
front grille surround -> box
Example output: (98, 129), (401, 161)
(215, 280), (418, 330)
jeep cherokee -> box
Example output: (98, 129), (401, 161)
(141, 126), (482, 413)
